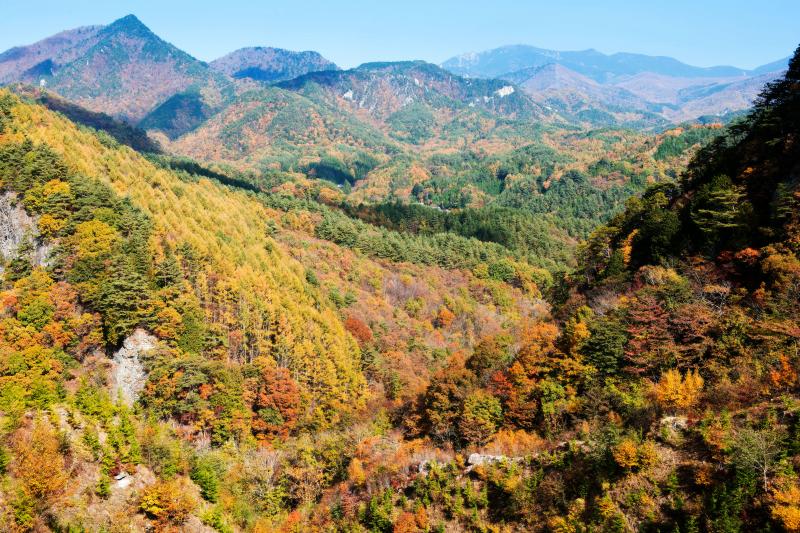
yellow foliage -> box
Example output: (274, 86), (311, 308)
(638, 440), (659, 470)
(2, 93), (367, 423)
(70, 219), (118, 260)
(37, 214), (65, 238)
(347, 458), (366, 488)
(597, 494), (618, 519)
(139, 479), (197, 527)
(654, 368), (704, 411)
(772, 479), (800, 532)
(42, 178), (71, 197)
(612, 439), (639, 470)
(154, 307), (182, 340)
(621, 229), (638, 265)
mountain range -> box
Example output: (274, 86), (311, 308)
(0, 14), (782, 216)
(441, 44), (789, 125)
(0, 15), (787, 139)
(441, 44), (788, 81)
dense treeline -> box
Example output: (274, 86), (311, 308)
(342, 201), (573, 267)
(260, 189), (557, 275)
(653, 125), (718, 161)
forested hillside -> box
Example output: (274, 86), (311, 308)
(0, 9), (797, 532)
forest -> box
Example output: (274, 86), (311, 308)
(0, 31), (798, 533)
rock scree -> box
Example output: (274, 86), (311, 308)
(112, 328), (157, 405)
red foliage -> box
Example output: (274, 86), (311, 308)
(625, 295), (676, 377)
(344, 316), (373, 345)
(250, 359), (301, 440)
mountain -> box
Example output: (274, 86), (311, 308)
(161, 84), (395, 168)
(0, 25), (103, 84)
(659, 70), (782, 122)
(44, 15), (234, 122)
(443, 45), (788, 123)
(210, 46), (338, 83)
(0, 15), (234, 123)
(1, 42), (798, 531)
(277, 60), (541, 122)
(751, 55), (791, 75)
(442, 44), (751, 82)
(500, 63), (666, 128)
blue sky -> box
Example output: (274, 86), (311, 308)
(1, 0), (797, 69)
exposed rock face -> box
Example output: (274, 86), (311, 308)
(112, 328), (157, 405)
(0, 191), (52, 268)
(467, 453), (508, 466)
(658, 415), (689, 444)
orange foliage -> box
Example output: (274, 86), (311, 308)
(394, 512), (419, 533)
(769, 354), (798, 392)
(344, 316), (373, 345)
(612, 439), (639, 470)
(772, 477), (800, 532)
(11, 419), (67, 503)
(250, 357), (301, 440)
(433, 306), (455, 329)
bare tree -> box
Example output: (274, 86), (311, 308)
(730, 427), (786, 492)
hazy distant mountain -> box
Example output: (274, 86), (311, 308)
(210, 47), (338, 83)
(445, 45), (787, 123)
(442, 44), (752, 82)
(659, 71), (782, 122)
(500, 63), (667, 128)
(751, 56), (791, 75)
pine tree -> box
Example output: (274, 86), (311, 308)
(97, 258), (149, 345)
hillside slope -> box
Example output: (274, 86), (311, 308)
(0, 88), (555, 529)
(0, 90), (366, 423)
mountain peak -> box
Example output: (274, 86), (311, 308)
(210, 46), (338, 83)
(105, 14), (153, 37)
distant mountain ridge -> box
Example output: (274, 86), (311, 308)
(0, 14), (789, 158)
(442, 44), (788, 81)
(210, 46), (338, 83)
(441, 45), (789, 124)
(0, 25), (104, 84)
(276, 60), (541, 123)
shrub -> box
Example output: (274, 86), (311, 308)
(139, 479), (197, 526)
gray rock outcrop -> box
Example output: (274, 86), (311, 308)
(112, 328), (157, 405)
(0, 191), (52, 269)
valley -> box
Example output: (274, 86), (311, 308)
(0, 10), (797, 533)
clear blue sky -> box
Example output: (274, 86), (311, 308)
(1, 0), (797, 69)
